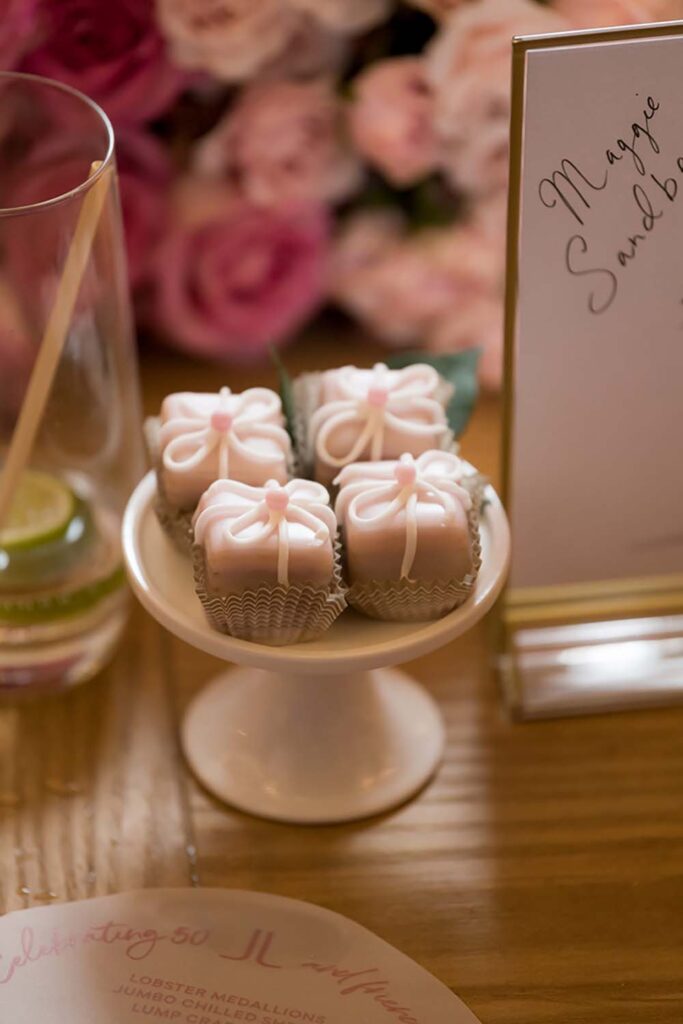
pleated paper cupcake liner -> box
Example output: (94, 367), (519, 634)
(144, 416), (195, 556)
(154, 486), (195, 555)
(291, 372), (457, 486)
(192, 538), (347, 646)
(346, 476), (485, 622)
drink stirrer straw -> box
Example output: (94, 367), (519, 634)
(0, 160), (111, 530)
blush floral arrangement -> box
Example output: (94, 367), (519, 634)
(2, 0), (680, 390)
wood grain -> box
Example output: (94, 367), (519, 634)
(0, 608), (197, 913)
(1, 329), (682, 1024)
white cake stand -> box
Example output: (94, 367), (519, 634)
(122, 472), (510, 825)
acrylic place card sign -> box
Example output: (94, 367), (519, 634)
(501, 21), (683, 718)
(0, 888), (481, 1024)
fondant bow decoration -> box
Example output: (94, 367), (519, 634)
(336, 452), (471, 580)
(310, 363), (448, 469)
(333, 362), (442, 402)
(162, 386), (289, 481)
(194, 479), (336, 587)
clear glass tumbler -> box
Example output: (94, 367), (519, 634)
(0, 72), (144, 696)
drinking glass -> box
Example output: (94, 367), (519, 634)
(0, 72), (144, 696)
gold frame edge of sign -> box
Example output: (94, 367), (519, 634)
(499, 20), (683, 646)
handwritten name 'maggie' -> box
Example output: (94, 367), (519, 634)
(538, 95), (661, 226)
(536, 96), (683, 314)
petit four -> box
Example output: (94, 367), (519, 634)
(192, 478), (346, 644)
(335, 450), (481, 620)
(159, 386), (290, 510)
(194, 478), (336, 593)
(307, 363), (450, 485)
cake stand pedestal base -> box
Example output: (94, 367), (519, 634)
(123, 471), (510, 825)
(182, 666), (445, 824)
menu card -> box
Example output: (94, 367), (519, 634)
(506, 23), (683, 592)
(0, 888), (481, 1023)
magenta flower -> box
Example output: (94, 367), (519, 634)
(553, 0), (683, 27)
(150, 181), (329, 361)
(195, 78), (361, 208)
(349, 57), (439, 187)
(0, 0), (37, 70)
(24, 0), (186, 125)
(426, 0), (567, 197)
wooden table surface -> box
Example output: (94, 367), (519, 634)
(1, 332), (682, 1023)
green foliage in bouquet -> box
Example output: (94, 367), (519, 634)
(387, 349), (480, 439)
(269, 347), (298, 443)
(350, 174), (463, 231)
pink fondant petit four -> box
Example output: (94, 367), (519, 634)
(308, 363), (449, 485)
(158, 387), (291, 509)
(335, 450), (474, 584)
(194, 478), (337, 595)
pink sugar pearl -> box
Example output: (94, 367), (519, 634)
(395, 458), (417, 487)
(211, 410), (233, 432)
(265, 487), (289, 512)
(367, 385), (389, 408)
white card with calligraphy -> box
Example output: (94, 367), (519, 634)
(0, 888), (480, 1024)
(507, 23), (683, 590)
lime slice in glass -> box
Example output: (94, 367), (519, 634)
(0, 564), (126, 625)
(0, 470), (75, 550)
(0, 471), (95, 591)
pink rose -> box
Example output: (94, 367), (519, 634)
(287, 0), (391, 32)
(156, 0), (302, 81)
(331, 210), (431, 345)
(150, 181), (329, 361)
(553, 0), (683, 26)
(116, 131), (173, 288)
(349, 58), (440, 187)
(470, 192), (509, 245)
(465, 191), (509, 275)
(331, 209), (406, 283)
(403, 0), (467, 20)
(0, 0), (36, 70)
(332, 212), (501, 347)
(258, 14), (349, 80)
(426, 0), (567, 197)
(24, 0), (186, 125)
(428, 295), (504, 391)
(195, 78), (361, 207)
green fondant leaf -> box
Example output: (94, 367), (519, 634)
(269, 347), (296, 442)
